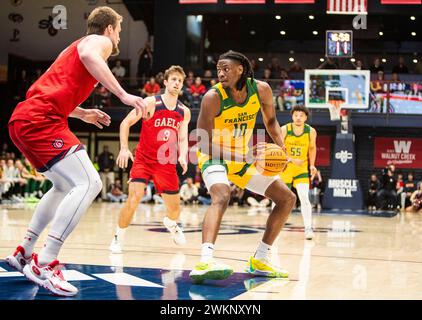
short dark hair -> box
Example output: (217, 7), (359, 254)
(218, 50), (253, 91)
(86, 6), (122, 35)
(291, 105), (309, 117)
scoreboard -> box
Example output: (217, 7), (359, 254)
(326, 30), (353, 58)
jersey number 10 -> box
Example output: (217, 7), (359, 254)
(233, 123), (247, 138)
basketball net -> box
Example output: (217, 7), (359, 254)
(328, 100), (343, 121)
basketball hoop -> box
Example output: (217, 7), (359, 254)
(328, 100), (343, 121)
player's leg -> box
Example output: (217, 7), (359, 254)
(6, 170), (71, 272)
(161, 193), (186, 245)
(153, 164), (186, 245)
(295, 181), (314, 240)
(23, 149), (102, 296)
(244, 170), (296, 278)
(189, 165), (233, 283)
(109, 181), (146, 253)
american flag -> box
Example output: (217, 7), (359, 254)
(327, 0), (368, 14)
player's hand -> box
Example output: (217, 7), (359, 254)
(120, 93), (148, 118)
(178, 156), (188, 175)
(81, 109), (111, 129)
(116, 148), (134, 169)
(310, 165), (317, 179)
(287, 157), (304, 167)
(245, 142), (266, 164)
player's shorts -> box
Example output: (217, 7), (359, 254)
(8, 119), (83, 172)
(280, 162), (309, 189)
(129, 161), (179, 194)
(199, 158), (279, 196)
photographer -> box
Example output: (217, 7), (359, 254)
(406, 183), (422, 213)
(367, 173), (380, 211)
(377, 165), (397, 210)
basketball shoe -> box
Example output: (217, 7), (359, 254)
(189, 259), (233, 283)
(246, 256), (289, 278)
(22, 253), (78, 297)
(305, 228), (314, 240)
(163, 217), (186, 245)
(5, 246), (32, 273)
(109, 235), (123, 254)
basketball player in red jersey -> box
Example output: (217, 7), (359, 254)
(109, 66), (191, 253)
(5, 7), (147, 296)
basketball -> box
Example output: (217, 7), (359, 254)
(255, 143), (288, 176)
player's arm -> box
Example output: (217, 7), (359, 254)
(178, 107), (191, 175)
(116, 96), (154, 168)
(309, 127), (318, 177)
(197, 90), (245, 162)
(77, 35), (147, 117)
(69, 107), (111, 129)
(257, 80), (285, 149)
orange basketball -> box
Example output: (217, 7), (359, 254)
(255, 143), (289, 176)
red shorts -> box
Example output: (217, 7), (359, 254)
(130, 161), (179, 194)
(8, 120), (83, 172)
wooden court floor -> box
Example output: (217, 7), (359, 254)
(1, 202), (422, 300)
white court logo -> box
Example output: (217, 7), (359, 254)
(335, 150), (353, 164)
(393, 140), (411, 154)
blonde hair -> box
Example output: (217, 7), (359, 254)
(86, 6), (123, 35)
(164, 65), (186, 81)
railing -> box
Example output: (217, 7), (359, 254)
(82, 77), (422, 114)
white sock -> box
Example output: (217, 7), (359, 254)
(254, 241), (272, 260)
(164, 216), (177, 227)
(201, 243), (214, 262)
(21, 229), (39, 258)
(296, 183), (313, 230)
(38, 236), (63, 266)
(115, 227), (126, 242)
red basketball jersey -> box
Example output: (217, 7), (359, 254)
(135, 95), (185, 165)
(9, 37), (98, 123)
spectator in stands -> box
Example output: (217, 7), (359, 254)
(142, 77), (161, 97)
(371, 71), (385, 93)
(250, 58), (260, 75)
(352, 59), (364, 70)
(198, 182), (211, 205)
(4, 159), (26, 202)
(268, 57), (282, 78)
(137, 41), (153, 85)
(377, 166), (397, 210)
(111, 60), (126, 82)
(244, 190), (270, 208)
(391, 72), (400, 82)
(1, 143), (9, 158)
(107, 179), (127, 203)
(401, 172), (417, 211)
(186, 70), (195, 83)
(406, 183), (422, 213)
(14, 69), (31, 102)
(262, 68), (272, 84)
(94, 84), (111, 108)
(310, 170), (323, 210)
(280, 68), (290, 80)
(392, 56), (409, 74)
(319, 58), (338, 69)
(180, 178), (199, 204)
(367, 173), (380, 211)
(289, 61), (304, 73)
(202, 69), (213, 89)
(370, 58), (384, 73)
(396, 173), (404, 208)
(189, 77), (206, 108)
(230, 184), (245, 206)
(155, 72), (165, 88)
(194, 166), (203, 186)
(98, 145), (115, 201)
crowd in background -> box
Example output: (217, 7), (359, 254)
(367, 165), (422, 212)
(0, 143), (52, 204)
